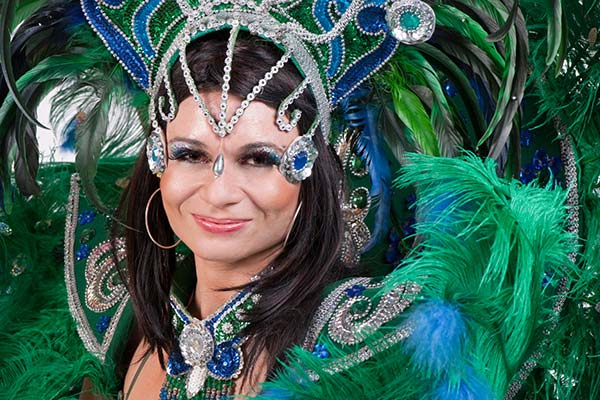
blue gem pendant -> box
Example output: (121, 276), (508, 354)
(279, 135), (319, 184)
(387, 0), (436, 45)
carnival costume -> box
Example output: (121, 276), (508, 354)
(0, 0), (599, 399)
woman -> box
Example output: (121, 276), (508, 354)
(1, 0), (598, 399)
(117, 31), (349, 398)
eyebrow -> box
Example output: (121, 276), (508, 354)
(167, 137), (208, 148)
(240, 141), (286, 153)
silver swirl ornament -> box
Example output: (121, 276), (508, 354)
(84, 239), (127, 313)
(386, 0), (436, 45)
(329, 282), (421, 345)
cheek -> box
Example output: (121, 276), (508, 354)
(159, 167), (195, 216)
(248, 176), (300, 216)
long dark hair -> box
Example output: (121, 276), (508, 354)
(116, 30), (348, 380)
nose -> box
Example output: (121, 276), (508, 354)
(198, 161), (245, 208)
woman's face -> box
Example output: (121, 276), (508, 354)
(160, 93), (301, 266)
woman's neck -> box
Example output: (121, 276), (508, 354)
(190, 245), (280, 319)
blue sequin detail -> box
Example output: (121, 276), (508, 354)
(169, 299), (191, 325)
(293, 151), (308, 171)
(332, 35), (398, 106)
(312, 343), (330, 359)
(314, 0), (344, 78)
(133, 0), (163, 59)
(75, 244), (91, 261)
(207, 339), (243, 378)
(345, 284), (366, 297)
(78, 210), (96, 225)
(167, 347), (192, 376)
(81, 0), (149, 88)
(357, 6), (388, 34)
(159, 387), (178, 400)
(95, 315), (111, 333)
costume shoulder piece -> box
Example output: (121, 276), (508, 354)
(302, 276), (420, 370)
(64, 173), (134, 364)
(259, 154), (577, 400)
(0, 165), (130, 398)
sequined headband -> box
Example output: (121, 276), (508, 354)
(81, 0), (435, 182)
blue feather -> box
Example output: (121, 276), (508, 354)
(404, 300), (467, 374)
(433, 373), (495, 400)
(259, 387), (297, 399)
(339, 89), (392, 251)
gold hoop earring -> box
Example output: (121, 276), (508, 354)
(284, 201), (302, 248)
(145, 188), (181, 249)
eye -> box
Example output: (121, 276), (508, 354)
(168, 146), (211, 164)
(239, 149), (281, 167)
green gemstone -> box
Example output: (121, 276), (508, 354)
(351, 190), (368, 209)
(351, 155), (367, 174)
(400, 11), (421, 31)
(349, 299), (369, 316)
(80, 228), (96, 244)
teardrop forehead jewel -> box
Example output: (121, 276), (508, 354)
(80, 0), (436, 183)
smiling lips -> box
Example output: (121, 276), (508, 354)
(192, 215), (251, 233)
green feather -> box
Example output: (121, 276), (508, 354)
(387, 75), (440, 157)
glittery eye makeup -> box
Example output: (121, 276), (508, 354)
(238, 145), (282, 167)
(167, 142), (210, 163)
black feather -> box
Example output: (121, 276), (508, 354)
(0, 0), (48, 129)
(487, 0), (520, 42)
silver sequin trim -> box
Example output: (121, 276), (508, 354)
(302, 277), (370, 350)
(504, 132), (579, 399)
(64, 174), (130, 363)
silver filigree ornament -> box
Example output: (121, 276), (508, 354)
(279, 135), (319, 184)
(146, 128), (167, 176)
(341, 187), (372, 265)
(179, 319), (215, 398)
(386, 0), (436, 45)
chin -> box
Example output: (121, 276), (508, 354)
(183, 235), (283, 265)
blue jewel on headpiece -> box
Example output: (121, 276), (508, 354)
(279, 135), (319, 184)
(345, 284), (366, 297)
(293, 151), (308, 170)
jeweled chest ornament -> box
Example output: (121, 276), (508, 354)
(165, 288), (260, 399)
(81, 0), (435, 183)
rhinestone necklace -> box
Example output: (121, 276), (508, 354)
(161, 287), (260, 400)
